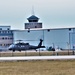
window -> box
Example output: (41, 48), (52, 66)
(2, 37), (4, 40)
(7, 31), (12, 33)
(5, 37), (7, 39)
(0, 28), (2, 30)
(35, 26), (37, 28)
(10, 37), (13, 39)
(7, 28), (10, 30)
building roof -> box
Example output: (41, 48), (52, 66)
(27, 15), (39, 20)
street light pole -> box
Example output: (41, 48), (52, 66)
(43, 30), (44, 46)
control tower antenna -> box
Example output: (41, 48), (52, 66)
(32, 6), (35, 15)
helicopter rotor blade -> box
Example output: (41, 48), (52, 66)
(14, 39), (39, 42)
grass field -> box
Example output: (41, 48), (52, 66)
(0, 60), (75, 75)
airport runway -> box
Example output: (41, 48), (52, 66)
(0, 55), (75, 61)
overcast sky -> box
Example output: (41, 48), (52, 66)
(0, 0), (75, 30)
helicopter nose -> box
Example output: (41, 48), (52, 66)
(8, 46), (12, 50)
(8, 47), (12, 50)
(8, 44), (14, 50)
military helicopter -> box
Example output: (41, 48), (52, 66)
(8, 39), (45, 52)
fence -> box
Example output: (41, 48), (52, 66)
(0, 50), (75, 57)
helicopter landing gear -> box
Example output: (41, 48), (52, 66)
(35, 50), (37, 52)
(11, 49), (15, 56)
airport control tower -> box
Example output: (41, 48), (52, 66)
(25, 14), (42, 29)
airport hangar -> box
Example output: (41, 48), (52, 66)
(0, 14), (75, 50)
(13, 27), (75, 50)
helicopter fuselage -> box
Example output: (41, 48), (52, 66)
(9, 44), (38, 51)
(8, 39), (45, 52)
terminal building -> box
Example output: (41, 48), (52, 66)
(0, 14), (75, 50)
(0, 26), (13, 48)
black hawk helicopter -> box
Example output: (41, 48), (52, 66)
(8, 39), (45, 52)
